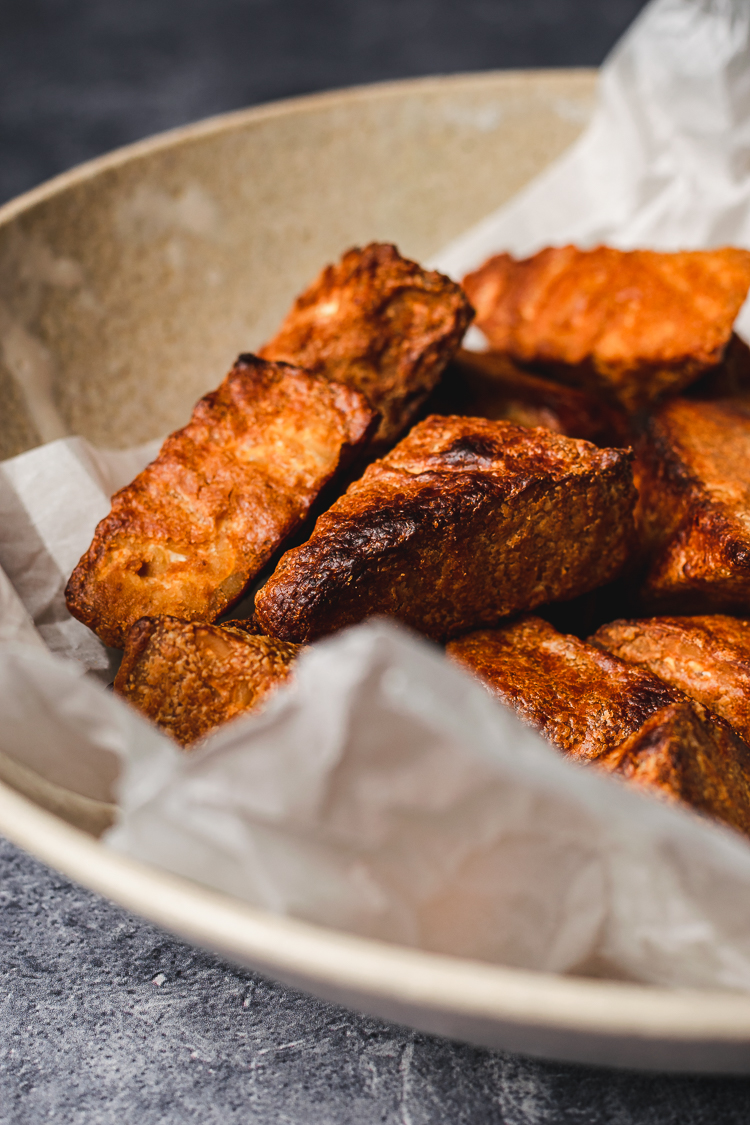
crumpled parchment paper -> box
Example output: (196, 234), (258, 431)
(432, 0), (750, 340)
(8, 616), (750, 991)
(0, 436), (159, 678)
(3, 0), (750, 991)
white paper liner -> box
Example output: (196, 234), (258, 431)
(4, 618), (750, 989)
(104, 620), (750, 990)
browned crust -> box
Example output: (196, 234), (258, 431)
(462, 246), (750, 413)
(254, 414), (637, 643)
(449, 348), (630, 446)
(591, 615), (750, 745)
(447, 616), (750, 838)
(260, 242), (473, 445)
(596, 702), (750, 830)
(220, 615), (265, 636)
(635, 397), (750, 610)
(114, 616), (302, 746)
(65, 355), (376, 649)
(448, 617), (679, 761)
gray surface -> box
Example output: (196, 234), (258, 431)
(5, 0), (748, 1120)
(0, 0), (647, 205)
(3, 834), (750, 1124)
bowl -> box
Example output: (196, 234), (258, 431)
(4, 68), (750, 1073)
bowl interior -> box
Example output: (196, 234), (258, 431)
(0, 70), (595, 461)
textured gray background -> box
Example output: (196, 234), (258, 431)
(1, 0), (646, 204)
(5, 836), (750, 1124)
(5, 0), (750, 1120)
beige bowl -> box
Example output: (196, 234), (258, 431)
(4, 69), (750, 1073)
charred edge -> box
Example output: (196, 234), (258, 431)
(113, 615), (162, 693)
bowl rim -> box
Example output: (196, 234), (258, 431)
(0, 66), (597, 226)
(4, 66), (750, 1058)
(4, 776), (750, 1044)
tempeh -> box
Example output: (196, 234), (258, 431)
(255, 414), (637, 643)
(114, 616), (302, 746)
(66, 355), (376, 648)
(261, 242), (473, 444)
(462, 245), (750, 412)
(592, 614), (750, 745)
(448, 616), (750, 838)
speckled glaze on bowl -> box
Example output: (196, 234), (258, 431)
(4, 70), (750, 1074)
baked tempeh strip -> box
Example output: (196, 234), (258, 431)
(462, 245), (750, 412)
(448, 616), (750, 838)
(66, 355), (376, 648)
(446, 348), (628, 446)
(592, 615), (750, 746)
(114, 616), (302, 746)
(635, 396), (750, 611)
(255, 414), (637, 643)
(260, 242), (473, 445)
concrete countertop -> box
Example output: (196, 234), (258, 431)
(5, 835), (750, 1123)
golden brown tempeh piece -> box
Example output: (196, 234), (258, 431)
(66, 355), (376, 648)
(635, 396), (750, 611)
(114, 616), (302, 746)
(448, 616), (750, 838)
(260, 242), (473, 445)
(592, 615), (750, 746)
(447, 348), (628, 446)
(462, 245), (750, 412)
(255, 415), (637, 643)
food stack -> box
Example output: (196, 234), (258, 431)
(64, 240), (750, 840)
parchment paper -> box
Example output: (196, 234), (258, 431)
(432, 0), (750, 342)
(2, 0), (750, 991)
(6, 616), (750, 990)
(0, 436), (159, 679)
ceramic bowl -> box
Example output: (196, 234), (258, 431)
(4, 69), (750, 1073)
